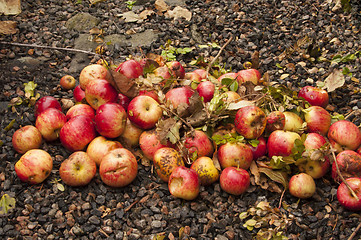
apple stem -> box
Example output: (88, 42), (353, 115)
(331, 150), (359, 201)
(206, 35), (234, 75)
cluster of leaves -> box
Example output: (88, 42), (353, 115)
(160, 40), (193, 61)
(9, 81), (40, 114)
(240, 201), (291, 240)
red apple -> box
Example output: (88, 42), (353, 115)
(138, 89), (159, 103)
(219, 167), (250, 195)
(66, 104), (95, 121)
(337, 177), (361, 211)
(297, 133), (330, 179)
(99, 148), (138, 187)
(59, 115), (96, 152)
(303, 106), (331, 135)
(153, 147), (184, 182)
(139, 129), (171, 160)
(196, 81), (215, 103)
(237, 69), (261, 85)
(153, 66), (172, 80)
(165, 86), (194, 109)
(59, 151), (97, 187)
(85, 79), (118, 110)
(288, 173), (316, 199)
(165, 61), (185, 79)
(183, 130), (214, 160)
(168, 166), (200, 200)
(73, 85), (86, 103)
(193, 69), (208, 79)
(328, 120), (361, 153)
(79, 64), (111, 90)
(217, 142), (253, 170)
(34, 96), (62, 118)
(12, 125), (42, 154)
(87, 136), (123, 166)
(266, 111), (285, 133)
(115, 59), (143, 79)
(127, 95), (163, 130)
(15, 149), (53, 184)
(185, 72), (202, 83)
(267, 130), (301, 158)
(190, 156), (219, 186)
(247, 136), (267, 160)
(118, 118), (144, 147)
(95, 103), (127, 138)
(60, 75), (76, 90)
(283, 111), (304, 133)
(117, 92), (131, 110)
(35, 108), (67, 141)
(332, 150), (361, 181)
(234, 105), (267, 139)
(298, 85), (329, 108)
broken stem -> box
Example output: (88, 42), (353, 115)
(206, 35), (234, 74)
(331, 150), (359, 201)
(347, 220), (361, 240)
(0, 41), (100, 56)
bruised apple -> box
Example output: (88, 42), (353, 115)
(139, 129), (171, 160)
(183, 130), (214, 160)
(298, 85), (329, 108)
(283, 111), (304, 133)
(153, 147), (184, 182)
(15, 149), (53, 184)
(118, 118), (144, 147)
(168, 166), (200, 201)
(79, 64), (111, 90)
(266, 111), (285, 133)
(303, 106), (331, 135)
(267, 130), (301, 158)
(328, 120), (361, 153)
(234, 105), (267, 139)
(99, 148), (138, 187)
(190, 156), (219, 186)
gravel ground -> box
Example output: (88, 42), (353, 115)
(1, 0), (361, 239)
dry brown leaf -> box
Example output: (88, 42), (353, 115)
(323, 69), (345, 92)
(165, 6), (192, 21)
(107, 70), (138, 98)
(155, 0), (169, 12)
(251, 51), (259, 69)
(0, 0), (21, 15)
(139, 9), (155, 20)
(0, 21), (17, 34)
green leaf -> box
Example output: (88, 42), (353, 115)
(198, 44), (209, 49)
(57, 183), (65, 192)
(248, 139), (259, 148)
(0, 194), (16, 215)
(229, 81), (238, 92)
(221, 77), (233, 86)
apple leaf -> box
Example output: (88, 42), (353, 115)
(156, 118), (181, 145)
(0, 194), (16, 215)
(108, 70), (138, 98)
(248, 139), (259, 148)
(258, 168), (288, 189)
(221, 77), (238, 92)
(323, 69), (345, 92)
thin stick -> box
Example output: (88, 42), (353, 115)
(331, 150), (359, 201)
(0, 41), (100, 56)
(206, 35), (234, 74)
(347, 220), (361, 240)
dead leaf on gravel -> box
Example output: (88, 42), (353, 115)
(155, 0), (169, 12)
(0, 0), (21, 15)
(119, 11), (141, 23)
(0, 21), (17, 35)
(139, 9), (155, 20)
(165, 6), (192, 21)
(251, 51), (259, 69)
(323, 69), (345, 92)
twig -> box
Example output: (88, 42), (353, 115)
(0, 41), (100, 56)
(159, 105), (194, 131)
(206, 35), (234, 74)
(331, 150), (359, 201)
(278, 188), (286, 209)
(124, 199), (139, 212)
(347, 220), (361, 240)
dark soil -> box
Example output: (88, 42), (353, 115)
(1, 0), (361, 239)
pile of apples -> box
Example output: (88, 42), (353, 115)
(11, 57), (361, 211)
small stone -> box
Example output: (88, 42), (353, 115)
(151, 220), (162, 229)
(88, 215), (101, 225)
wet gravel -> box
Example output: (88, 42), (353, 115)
(1, 0), (361, 239)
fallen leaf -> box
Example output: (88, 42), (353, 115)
(251, 51), (260, 69)
(107, 70), (138, 98)
(165, 6), (192, 21)
(139, 9), (155, 20)
(226, 100), (255, 110)
(155, 0), (169, 12)
(0, 21), (17, 34)
(119, 11), (141, 23)
(323, 69), (345, 92)
(0, 0), (21, 15)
